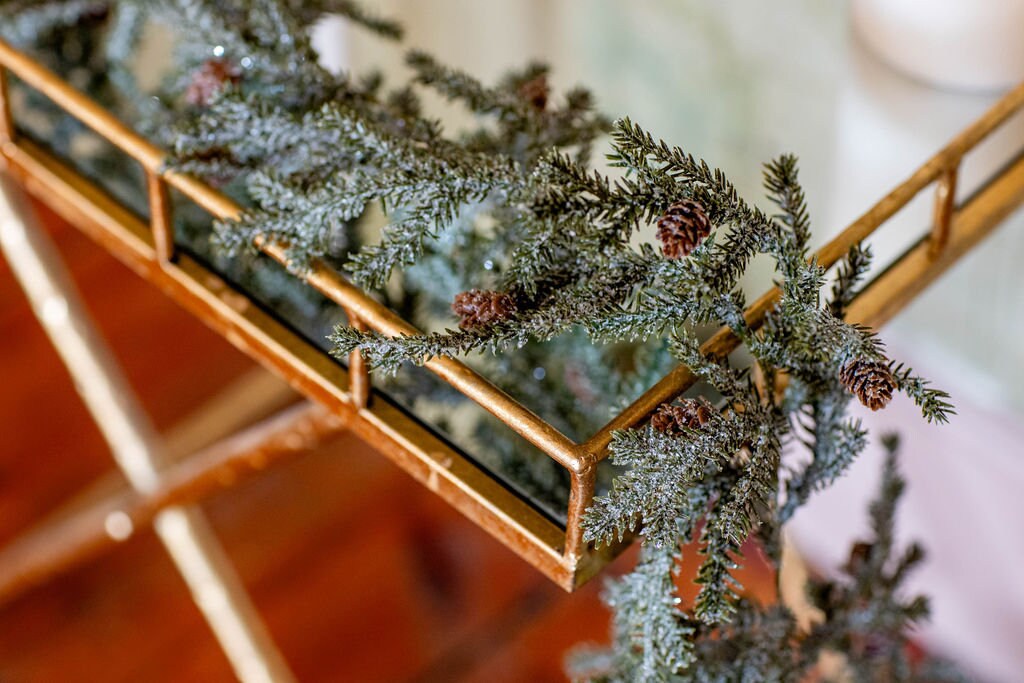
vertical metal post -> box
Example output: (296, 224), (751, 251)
(343, 309), (371, 409)
(563, 464), (596, 569)
(0, 177), (295, 683)
(147, 171), (174, 262)
(930, 165), (958, 257)
(0, 66), (12, 145)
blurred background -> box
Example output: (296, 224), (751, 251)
(2, 1), (1023, 680)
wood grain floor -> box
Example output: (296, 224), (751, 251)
(0, 203), (772, 682)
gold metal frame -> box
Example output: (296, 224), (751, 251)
(2, 35), (1024, 594)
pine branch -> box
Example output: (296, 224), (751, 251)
(582, 424), (724, 549)
(602, 546), (696, 682)
(781, 408), (865, 522)
(763, 154), (811, 253)
(829, 242), (872, 319)
(288, 0), (403, 40)
(693, 502), (745, 624)
(407, 49), (531, 118)
(693, 423), (780, 624)
(332, 250), (657, 373)
(889, 362), (955, 424)
(610, 118), (779, 243)
(667, 331), (753, 402)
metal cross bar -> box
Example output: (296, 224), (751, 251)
(0, 401), (346, 605)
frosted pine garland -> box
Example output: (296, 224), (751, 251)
(0, 2), (960, 680)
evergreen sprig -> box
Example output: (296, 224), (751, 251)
(571, 438), (961, 683)
(889, 362), (956, 424)
(293, 0), (403, 40)
(830, 243), (872, 319)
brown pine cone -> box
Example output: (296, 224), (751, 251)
(839, 359), (896, 411)
(656, 200), (712, 259)
(186, 59), (242, 107)
(517, 74), (549, 110)
(452, 289), (517, 329)
(651, 399), (712, 435)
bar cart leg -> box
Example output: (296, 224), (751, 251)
(0, 176), (295, 683)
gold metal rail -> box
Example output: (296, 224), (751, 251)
(1, 33), (1023, 593)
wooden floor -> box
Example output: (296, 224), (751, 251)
(0, 203), (772, 681)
